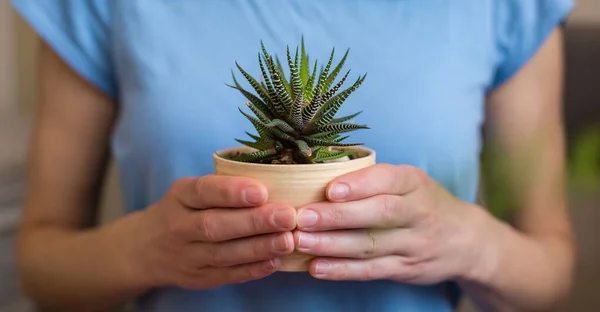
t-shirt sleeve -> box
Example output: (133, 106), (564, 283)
(489, 0), (575, 90)
(11, 0), (117, 98)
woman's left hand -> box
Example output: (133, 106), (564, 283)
(294, 163), (492, 284)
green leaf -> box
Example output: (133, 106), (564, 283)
(302, 136), (363, 147)
(265, 118), (295, 133)
(261, 42), (293, 117)
(300, 37), (309, 86)
(227, 73), (272, 122)
(312, 47), (336, 97)
(315, 74), (367, 126)
(258, 53), (285, 116)
(230, 149), (277, 163)
(239, 108), (295, 143)
(287, 46), (304, 129)
(239, 107), (272, 139)
(324, 48), (349, 92)
(235, 138), (267, 150)
(315, 150), (355, 161)
(243, 101), (271, 123)
(329, 111), (362, 124)
(314, 122), (370, 134)
(321, 69), (351, 104)
(304, 59), (319, 103)
(294, 140), (312, 156)
(275, 55), (292, 99)
(234, 62), (271, 104)
(245, 131), (265, 142)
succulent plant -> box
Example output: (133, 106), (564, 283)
(226, 38), (369, 164)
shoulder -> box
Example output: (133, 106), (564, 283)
(488, 0), (575, 89)
(11, 0), (117, 98)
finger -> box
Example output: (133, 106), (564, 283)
(196, 232), (294, 267)
(188, 203), (296, 242)
(325, 164), (427, 202)
(308, 256), (423, 283)
(294, 228), (417, 259)
(296, 194), (415, 231)
(183, 258), (282, 289)
(171, 175), (268, 209)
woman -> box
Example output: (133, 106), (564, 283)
(11, 0), (576, 311)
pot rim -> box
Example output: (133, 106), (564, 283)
(213, 145), (376, 171)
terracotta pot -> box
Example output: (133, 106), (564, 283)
(213, 146), (376, 271)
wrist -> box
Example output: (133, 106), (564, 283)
(103, 210), (155, 292)
(455, 203), (505, 286)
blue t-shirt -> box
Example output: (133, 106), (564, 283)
(11, 1), (573, 311)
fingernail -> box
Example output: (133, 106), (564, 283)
(243, 185), (265, 204)
(272, 208), (294, 228)
(297, 232), (316, 250)
(328, 182), (349, 200)
(297, 209), (318, 228)
(271, 234), (289, 252)
(315, 261), (330, 275)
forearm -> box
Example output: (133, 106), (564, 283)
(458, 207), (575, 312)
(16, 211), (150, 312)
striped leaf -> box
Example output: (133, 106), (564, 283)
(294, 140), (312, 156)
(230, 149), (277, 163)
(239, 108), (294, 142)
(312, 47), (336, 97)
(315, 74), (367, 126)
(302, 136), (363, 147)
(290, 92), (304, 130)
(234, 62), (271, 104)
(261, 42), (294, 114)
(244, 102), (271, 123)
(287, 46), (304, 129)
(300, 37), (309, 86)
(314, 122), (370, 134)
(304, 60), (319, 103)
(329, 111), (362, 124)
(321, 69), (350, 104)
(265, 118), (295, 133)
(235, 138), (268, 150)
(315, 150), (355, 161)
(258, 53), (284, 116)
(324, 48), (349, 92)
(275, 55), (292, 98)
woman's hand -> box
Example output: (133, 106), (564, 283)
(293, 163), (491, 284)
(127, 175), (297, 290)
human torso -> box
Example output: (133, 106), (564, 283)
(110, 1), (495, 311)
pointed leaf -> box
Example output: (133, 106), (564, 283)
(275, 55), (292, 98)
(230, 149), (277, 163)
(304, 59), (319, 103)
(234, 63), (271, 104)
(300, 37), (309, 86)
(324, 48), (349, 91)
(312, 47), (336, 97)
(329, 111), (362, 124)
(315, 74), (367, 126)
(320, 69), (351, 104)
(302, 136), (363, 147)
(235, 138), (268, 150)
(315, 150), (355, 161)
(294, 140), (312, 156)
(261, 42), (294, 113)
(265, 118), (295, 133)
(314, 122), (370, 134)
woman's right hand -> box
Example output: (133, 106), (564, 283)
(126, 175), (297, 290)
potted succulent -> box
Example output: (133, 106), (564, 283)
(213, 39), (376, 271)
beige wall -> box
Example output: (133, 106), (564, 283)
(571, 0), (600, 24)
(0, 0), (14, 115)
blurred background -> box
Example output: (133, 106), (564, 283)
(0, 0), (598, 311)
